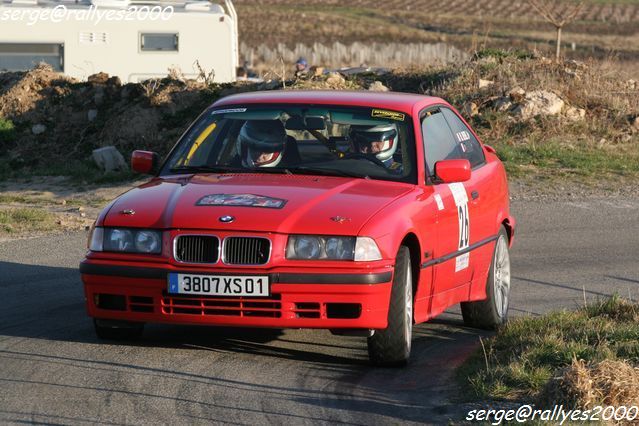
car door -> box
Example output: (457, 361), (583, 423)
(440, 108), (495, 285)
(420, 107), (475, 311)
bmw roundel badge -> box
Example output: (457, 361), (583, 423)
(219, 215), (235, 223)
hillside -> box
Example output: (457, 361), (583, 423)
(234, 0), (639, 69)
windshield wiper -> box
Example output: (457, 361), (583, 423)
(288, 166), (369, 179)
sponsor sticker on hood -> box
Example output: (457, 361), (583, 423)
(196, 194), (288, 209)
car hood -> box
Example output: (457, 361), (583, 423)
(102, 174), (412, 235)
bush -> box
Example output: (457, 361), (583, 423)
(0, 117), (16, 146)
(473, 48), (536, 61)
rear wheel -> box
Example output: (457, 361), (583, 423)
(94, 319), (144, 341)
(461, 226), (511, 329)
(367, 246), (413, 367)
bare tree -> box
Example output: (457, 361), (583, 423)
(527, 0), (584, 61)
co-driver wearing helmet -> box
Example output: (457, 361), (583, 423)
(348, 123), (402, 173)
(237, 120), (287, 168)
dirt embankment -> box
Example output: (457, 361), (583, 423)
(0, 65), (221, 174)
(1, 56), (637, 177)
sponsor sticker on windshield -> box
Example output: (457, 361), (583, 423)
(196, 194), (287, 209)
(371, 109), (405, 121)
(211, 108), (247, 115)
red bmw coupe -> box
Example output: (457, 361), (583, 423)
(81, 90), (515, 366)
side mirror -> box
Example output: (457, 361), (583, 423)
(434, 159), (471, 183)
(131, 150), (159, 175)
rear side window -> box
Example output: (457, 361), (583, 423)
(441, 108), (485, 168)
(421, 109), (461, 176)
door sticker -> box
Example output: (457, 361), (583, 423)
(434, 194), (444, 211)
(448, 183), (470, 272)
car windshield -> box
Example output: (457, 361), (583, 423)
(162, 105), (417, 184)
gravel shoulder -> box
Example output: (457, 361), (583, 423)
(0, 178), (144, 242)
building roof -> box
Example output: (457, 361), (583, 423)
(0, 0), (227, 14)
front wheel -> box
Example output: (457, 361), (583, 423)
(461, 226), (511, 329)
(367, 246), (413, 367)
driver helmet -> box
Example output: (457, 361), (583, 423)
(238, 120), (287, 168)
(349, 123), (398, 163)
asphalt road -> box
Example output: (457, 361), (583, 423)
(1, 197), (638, 425)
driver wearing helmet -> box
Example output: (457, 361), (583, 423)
(349, 123), (402, 172)
(237, 120), (287, 168)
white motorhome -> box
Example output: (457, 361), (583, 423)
(0, 0), (239, 82)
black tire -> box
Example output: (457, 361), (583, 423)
(94, 319), (144, 341)
(367, 246), (413, 367)
(461, 226), (511, 329)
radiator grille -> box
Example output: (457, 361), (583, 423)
(223, 237), (271, 265)
(174, 235), (219, 264)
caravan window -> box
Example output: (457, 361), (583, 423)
(0, 43), (63, 72)
(141, 34), (179, 52)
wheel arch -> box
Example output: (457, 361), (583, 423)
(400, 232), (421, 302)
(501, 217), (515, 247)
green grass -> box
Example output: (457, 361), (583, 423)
(474, 48), (536, 61)
(0, 194), (33, 204)
(0, 194), (108, 208)
(493, 140), (639, 179)
(0, 208), (57, 234)
(0, 160), (137, 185)
(457, 295), (639, 401)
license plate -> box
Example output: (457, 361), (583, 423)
(168, 273), (270, 297)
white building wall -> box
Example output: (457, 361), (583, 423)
(0, 2), (237, 82)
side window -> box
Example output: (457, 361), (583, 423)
(442, 108), (485, 168)
(421, 109), (461, 176)
(0, 43), (64, 72)
(141, 33), (179, 52)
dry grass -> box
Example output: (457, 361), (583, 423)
(458, 296), (639, 404)
(538, 358), (639, 410)
(414, 54), (639, 179)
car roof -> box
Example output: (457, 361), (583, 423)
(212, 90), (447, 115)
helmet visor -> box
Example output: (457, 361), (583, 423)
(354, 129), (396, 154)
(248, 148), (281, 166)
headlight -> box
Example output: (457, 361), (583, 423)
(354, 237), (382, 261)
(292, 236), (322, 259)
(105, 229), (135, 252)
(135, 230), (161, 253)
(325, 237), (355, 259)
(287, 235), (379, 261)
(89, 227), (162, 254)
(88, 226), (103, 251)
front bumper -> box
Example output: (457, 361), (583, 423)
(80, 261), (394, 329)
